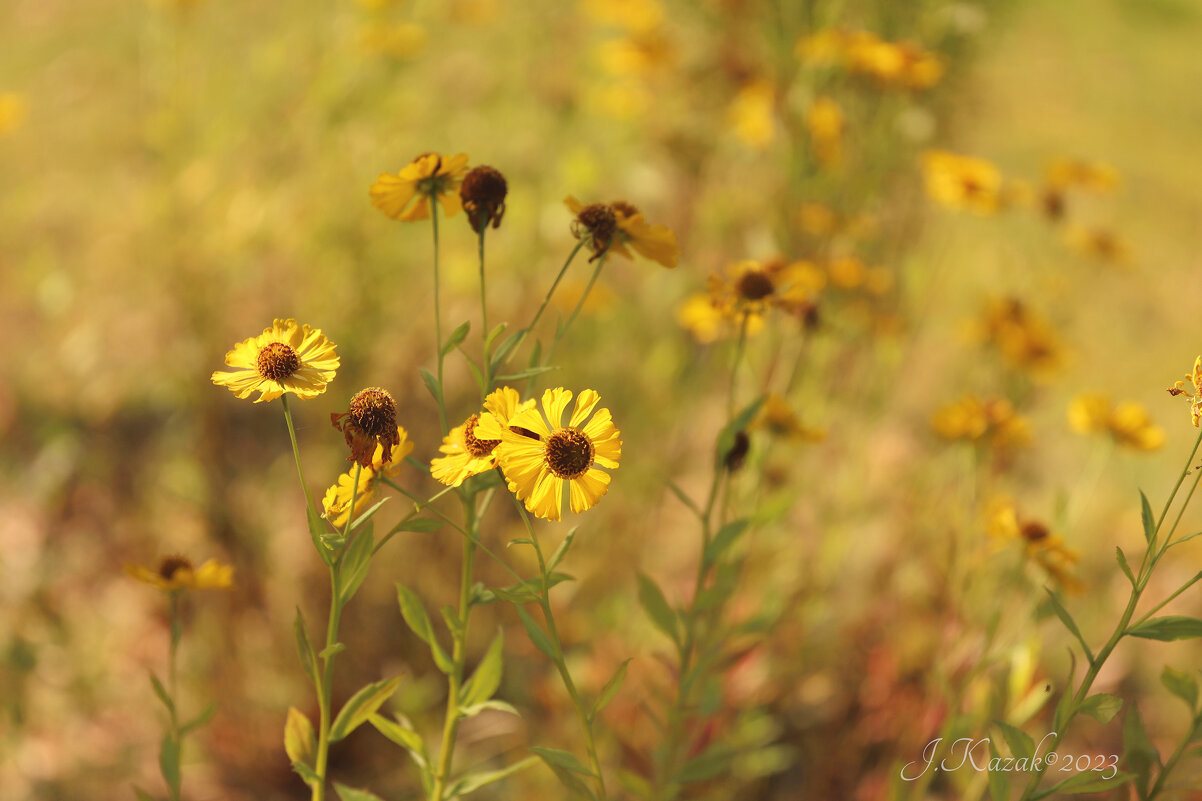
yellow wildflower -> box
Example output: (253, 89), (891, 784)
(0, 93), (27, 136)
(211, 319), (339, 403)
(1168, 356), (1202, 427)
(610, 201), (679, 268)
(1069, 394), (1163, 451)
(323, 426), (414, 527)
(581, 0), (664, 34)
(755, 395), (825, 443)
(986, 497), (1083, 593)
(126, 556), (234, 592)
(370, 152), (469, 222)
(797, 30), (943, 89)
(805, 96), (843, 166)
(932, 395), (1030, 452)
(728, 80), (776, 149)
(596, 31), (674, 77)
(1062, 224), (1133, 266)
(973, 297), (1065, 378)
(923, 150), (1005, 215)
(1044, 158), (1120, 194)
(432, 387), (533, 487)
(481, 388), (621, 522)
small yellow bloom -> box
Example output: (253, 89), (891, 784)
(0, 92), (27, 136)
(211, 319), (339, 403)
(481, 388), (621, 522)
(805, 96), (843, 166)
(1069, 394), (1163, 451)
(755, 395), (825, 443)
(797, 30), (943, 89)
(432, 387), (533, 487)
(1168, 356), (1202, 427)
(581, 0), (664, 33)
(1044, 158), (1120, 194)
(932, 395), (1030, 452)
(727, 80), (776, 149)
(370, 153), (469, 222)
(923, 150), (1005, 215)
(322, 426), (414, 526)
(610, 201), (679, 268)
(1062, 224), (1133, 266)
(973, 297), (1065, 378)
(596, 31), (674, 77)
(985, 497), (1082, 593)
(126, 556), (234, 592)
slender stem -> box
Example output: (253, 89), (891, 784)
(1132, 571), (1202, 629)
(728, 313), (749, 417)
(166, 590), (182, 801)
(1147, 712), (1202, 799)
(507, 239), (587, 366)
(477, 226), (492, 394)
(281, 395), (317, 512)
(431, 198), (448, 434)
(543, 251), (607, 367)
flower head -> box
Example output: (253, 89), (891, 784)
(1168, 356), (1202, 427)
(460, 165), (508, 231)
(211, 319), (339, 403)
(432, 387), (534, 487)
(932, 395), (1030, 453)
(566, 197), (618, 261)
(1044, 158), (1120, 194)
(1069, 394), (1163, 451)
(1062, 225), (1133, 266)
(986, 498), (1082, 593)
(331, 387), (401, 468)
(478, 387), (621, 521)
(972, 297), (1065, 378)
(322, 426), (414, 527)
(126, 556), (234, 592)
(923, 150), (1004, 216)
(805, 96), (843, 166)
(609, 201), (679, 268)
(370, 152), (469, 222)
(754, 395), (825, 443)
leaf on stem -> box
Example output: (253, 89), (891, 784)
(419, 368), (442, 407)
(1128, 616), (1202, 641)
(1077, 693), (1122, 724)
(159, 733), (181, 798)
(993, 720), (1034, 759)
(149, 673), (174, 716)
(460, 629), (504, 708)
(397, 584), (453, 673)
(1045, 589), (1095, 664)
(590, 658), (631, 720)
(1123, 704), (1160, 799)
(294, 608), (319, 685)
(1116, 546), (1135, 586)
(637, 573), (679, 645)
(333, 783), (387, 801)
(329, 676), (402, 742)
(987, 740), (1009, 801)
(515, 606), (558, 661)
(398, 517), (443, 533)
(1141, 490), (1155, 543)
(441, 320), (471, 357)
(284, 707), (315, 767)
(1053, 650), (1078, 733)
(179, 702), (216, 736)
(446, 756), (539, 797)
(714, 397), (765, 469)
(338, 527), (375, 605)
(1161, 666), (1199, 711)
(663, 480), (703, 519)
(546, 527), (578, 574)
(307, 505), (336, 566)
(530, 745), (595, 775)
(704, 519), (750, 567)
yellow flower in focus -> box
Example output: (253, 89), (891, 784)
(483, 388), (621, 522)
(1062, 225), (1133, 266)
(1069, 394), (1163, 451)
(323, 426), (414, 526)
(211, 319), (339, 403)
(432, 387), (533, 487)
(370, 153), (469, 222)
(923, 150), (1005, 215)
(932, 395), (1030, 452)
(126, 556), (234, 592)
(1045, 158), (1120, 194)
(0, 93), (27, 136)
(985, 497), (1082, 594)
(611, 201), (679, 268)
(805, 96), (843, 166)
(755, 395), (825, 443)
(973, 297), (1065, 378)
(1168, 356), (1202, 427)
(728, 80), (776, 150)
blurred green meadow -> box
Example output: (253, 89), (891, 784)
(4, 0), (1202, 799)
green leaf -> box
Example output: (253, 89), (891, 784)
(694, 562), (738, 612)
(485, 322), (508, 350)
(489, 330), (524, 370)
(1045, 589), (1095, 664)
(319, 642), (346, 660)
(293, 760), (321, 787)
(284, 706), (315, 766)
(591, 659), (631, 720)
(133, 787), (156, 801)
(338, 528), (375, 605)
(446, 756), (538, 797)
(397, 584), (453, 673)
(158, 734), (181, 797)
(664, 480), (703, 519)
(490, 573), (574, 604)
(547, 528), (579, 573)
(637, 573), (679, 644)
(987, 741), (1009, 801)
(704, 519), (750, 567)
(531, 746), (594, 775)
(495, 365), (558, 382)
(368, 713), (425, 759)
(1141, 490), (1156, 543)
(1116, 546), (1135, 586)
(294, 608), (319, 686)
(993, 720), (1034, 758)
(347, 498), (389, 534)
(419, 368), (442, 406)
(461, 630), (504, 708)
(460, 699), (521, 718)
(329, 676), (402, 742)
(1161, 665), (1199, 710)
(1078, 693), (1123, 724)
(442, 320), (471, 357)
(1123, 704), (1160, 800)
(1168, 532), (1202, 550)
(398, 517), (443, 534)
(307, 504), (336, 565)
(714, 396), (765, 468)
(149, 673), (174, 716)
(1044, 770), (1133, 795)
(1128, 615), (1202, 641)
(675, 747), (734, 782)
(463, 354), (486, 396)
(179, 702), (216, 735)
(333, 783), (387, 801)
(515, 606), (558, 660)
(1053, 651), (1078, 733)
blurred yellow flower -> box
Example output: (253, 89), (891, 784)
(1068, 394), (1163, 451)
(211, 319), (339, 403)
(1062, 224), (1133, 266)
(1044, 158), (1120, 194)
(923, 150), (1004, 215)
(322, 426), (414, 526)
(755, 395), (825, 443)
(610, 201), (679, 268)
(797, 30), (943, 89)
(932, 395), (1030, 452)
(581, 0), (664, 33)
(985, 497), (1082, 593)
(1168, 356), (1202, 427)
(973, 297), (1065, 378)
(728, 80), (776, 149)
(805, 96), (843, 166)
(357, 22), (428, 60)
(126, 556), (234, 592)
(482, 388), (621, 521)
(370, 152), (469, 222)
(596, 31), (674, 77)
(0, 92), (27, 136)
(433, 387), (533, 487)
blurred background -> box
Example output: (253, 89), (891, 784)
(3, 0), (1202, 798)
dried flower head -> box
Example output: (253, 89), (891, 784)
(331, 387), (401, 467)
(460, 165), (508, 231)
(565, 198), (618, 261)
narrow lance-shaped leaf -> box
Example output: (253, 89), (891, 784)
(1141, 490), (1155, 544)
(441, 320), (471, 357)
(284, 707), (315, 767)
(397, 584), (453, 673)
(329, 676), (402, 742)
(460, 630), (504, 708)
(637, 573), (679, 645)
(591, 658), (631, 720)
(338, 526), (375, 605)
(1078, 693), (1123, 724)
(1128, 616), (1202, 641)
(515, 606), (557, 661)
(294, 608), (319, 685)
(1045, 589), (1095, 664)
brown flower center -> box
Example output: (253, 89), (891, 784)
(1020, 522), (1050, 543)
(348, 387), (397, 438)
(463, 415), (500, 458)
(574, 203), (617, 258)
(158, 556), (193, 580)
(611, 200), (640, 219)
(257, 342), (301, 382)
(736, 270), (775, 301)
(461, 165), (508, 230)
(544, 427), (595, 480)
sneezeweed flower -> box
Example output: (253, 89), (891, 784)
(932, 395), (1030, 453)
(986, 497), (1083, 593)
(126, 556), (234, 592)
(1062, 224), (1133, 266)
(331, 387), (401, 467)
(460, 165), (508, 231)
(609, 201), (679, 268)
(805, 96), (843, 167)
(797, 30), (943, 90)
(479, 388), (621, 521)
(972, 297), (1065, 378)
(754, 395), (825, 443)
(357, 22), (428, 59)
(211, 319), (339, 403)
(1069, 394), (1164, 451)
(322, 427), (414, 526)
(727, 79), (777, 149)
(1168, 356), (1202, 427)
(922, 150), (1005, 216)
(596, 30), (675, 78)
(1045, 158), (1120, 194)
(432, 387), (533, 487)
(565, 197), (618, 261)
(370, 152), (469, 222)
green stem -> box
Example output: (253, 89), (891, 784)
(166, 590), (182, 801)
(432, 199), (448, 434)
(281, 395), (317, 513)
(1147, 711), (1202, 799)
(728, 313), (749, 418)
(508, 239), (587, 366)
(543, 250), (607, 368)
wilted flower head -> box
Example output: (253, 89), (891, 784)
(460, 165), (508, 231)
(609, 201), (679, 268)
(566, 197), (618, 261)
(331, 387), (401, 467)
(972, 297), (1066, 378)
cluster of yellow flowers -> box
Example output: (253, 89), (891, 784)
(985, 497), (1082, 594)
(931, 394), (1030, 454)
(1068, 393), (1165, 451)
(677, 259), (821, 343)
(971, 296), (1065, 379)
(798, 29), (945, 90)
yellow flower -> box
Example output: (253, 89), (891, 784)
(932, 395), (1030, 452)
(985, 498), (1082, 593)
(1062, 224), (1133, 266)
(211, 319), (339, 403)
(676, 294), (729, 344)
(610, 201), (679, 268)
(480, 388), (621, 521)
(126, 556), (234, 592)
(923, 150), (1004, 215)
(0, 92), (27, 136)
(727, 79), (776, 149)
(797, 30), (943, 89)
(1168, 356), (1202, 427)
(357, 22), (428, 59)
(755, 395), (825, 443)
(581, 0), (664, 33)
(1069, 394), (1163, 451)
(973, 297), (1065, 378)
(370, 153), (469, 222)
(1044, 158), (1120, 194)
(596, 31), (675, 78)
(322, 426), (414, 526)
(805, 96), (843, 166)
(432, 387), (533, 487)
